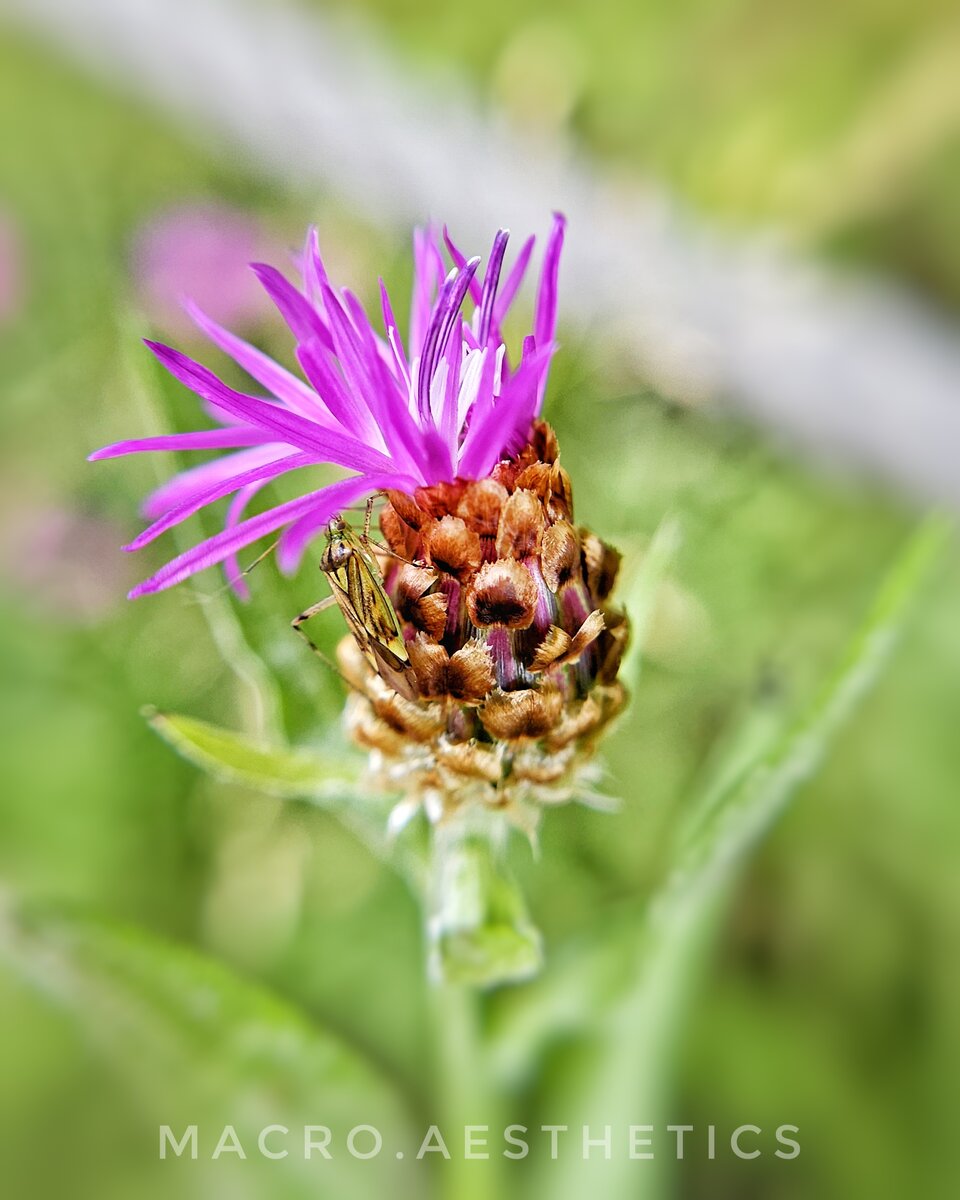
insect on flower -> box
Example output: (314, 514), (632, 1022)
(292, 501), (420, 703)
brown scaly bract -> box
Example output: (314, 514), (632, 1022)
(336, 421), (630, 835)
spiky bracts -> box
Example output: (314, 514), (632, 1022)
(337, 421), (629, 835)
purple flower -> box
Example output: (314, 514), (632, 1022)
(92, 215), (566, 600)
(130, 203), (273, 338)
(0, 501), (132, 624)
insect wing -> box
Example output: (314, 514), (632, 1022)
(340, 529), (411, 666)
(320, 521), (419, 700)
(325, 569), (375, 659)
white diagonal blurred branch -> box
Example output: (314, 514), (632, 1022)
(6, 0), (960, 504)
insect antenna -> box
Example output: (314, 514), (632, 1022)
(363, 538), (423, 569)
(332, 494), (425, 570)
(195, 538), (281, 603)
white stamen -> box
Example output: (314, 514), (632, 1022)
(457, 346), (486, 429)
(386, 325), (411, 389)
(494, 344), (506, 395)
(429, 358), (449, 427)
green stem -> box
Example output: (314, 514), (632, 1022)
(426, 818), (543, 988)
(432, 981), (502, 1200)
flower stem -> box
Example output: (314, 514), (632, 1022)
(427, 818), (543, 988)
(431, 980), (502, 1200)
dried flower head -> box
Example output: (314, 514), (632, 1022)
(93, 215), (629, 834)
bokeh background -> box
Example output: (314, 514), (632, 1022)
(1, 1), (958, 1198)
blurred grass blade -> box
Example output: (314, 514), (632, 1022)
(148, 709), (361, 799)
(675, 673), (790, 850)
(679, 514), (949, 869)
(620, 515), (682, 691)
(119, 327), (287, 741)
(0, 899), (419, 1198)
(487, 906), (640, 1089)
(532, 513), (950, 1200)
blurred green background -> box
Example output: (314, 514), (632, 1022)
(0, 2), (958, 1198)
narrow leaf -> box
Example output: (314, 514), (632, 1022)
(531, 514), (950, 1200)
(147, 709), (361, 799)
(620, 514), (683, 690)
(147, 711), (427, 889)
(0, 899), (420, 1197)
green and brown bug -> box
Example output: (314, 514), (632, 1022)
(292, 501), (419, 701)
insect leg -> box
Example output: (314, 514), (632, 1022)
(291, 595), (340, 659)
(362, 494), (375, 542)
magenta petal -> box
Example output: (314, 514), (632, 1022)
(143, 443), (289, 518)
(477, 229), (509, 343)
(318, 286), (389, 419)
(500, 338), (554, 460)
(410, 226), (444, 359)
(442, 226), (483, 306)
(184, 301), (331, 423)
(319, 285), (425, 479)
(89, 426), (269, 460)
(455, 347), (499, 477)
(276, 471), (414, 574)
(417, 258), (480, 425)
(458, 338), (551, 478)
(534, 213), (566, 348)
(146, 341), (399, 475)
(125, 450), (311, 551)
(439, 321), (462, 452)
(251, 262), (333, 351)
(371, 352), (435, 481)
(379, 278), (409, 383)
(223, 481), (269, 600)
(343, 288), (410, 400)
(296, 337), (378, 442)
(493, 234), (535, 328)
(128, 487), (346, 598)
(300, 227), (330, 305)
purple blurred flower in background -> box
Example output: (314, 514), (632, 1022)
(131, 203), (273, 338)
(0, 212), (25, 325)
(0, 501), (132, 623)
(93, 215), (566, 599)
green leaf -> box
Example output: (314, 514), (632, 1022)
(0, 898), (420, 1198)
(147, 708), (361, 799)
(147, 710), (428, 889)
(530, 513), (951, 1200)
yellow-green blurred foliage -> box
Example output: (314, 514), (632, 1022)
(0, 5), (958, 1199)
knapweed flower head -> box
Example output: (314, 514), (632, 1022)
(94, 216), (629, 833)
